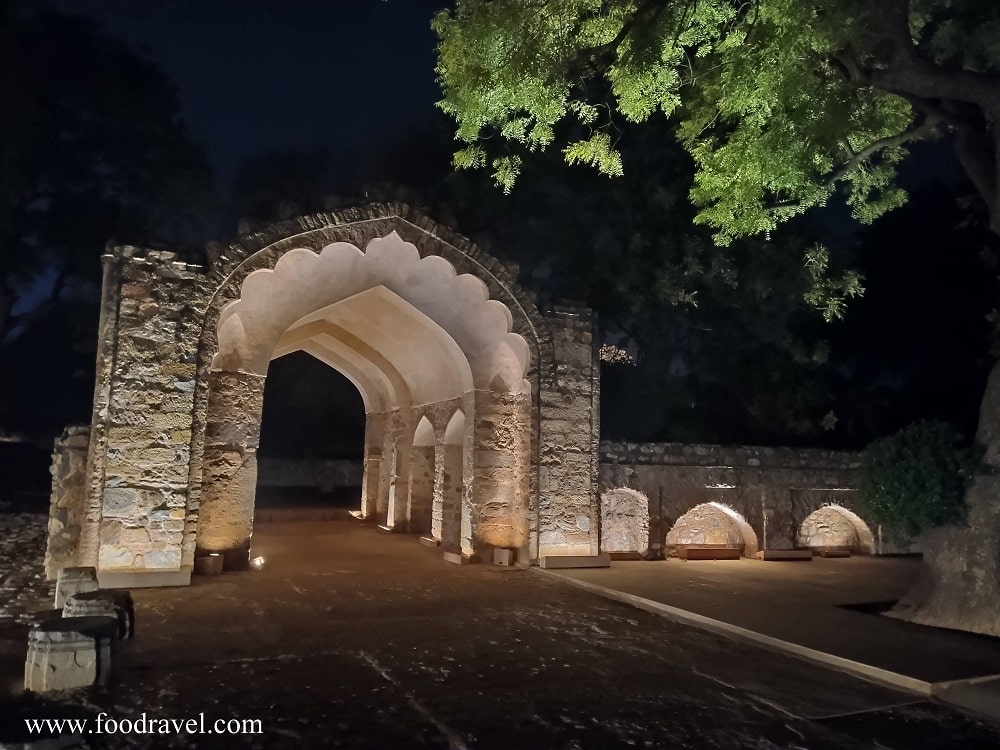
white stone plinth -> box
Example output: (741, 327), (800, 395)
(24, 616), (118, 692)
(539, 554), (611, 569)
(54, 567), (98, 608)
(493, 548), (514, 566)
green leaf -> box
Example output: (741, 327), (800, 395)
(562, 132), (623, 176)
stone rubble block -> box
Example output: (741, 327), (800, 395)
(24, 615), (119, 692)
(54, 567), (98, 609)
(64, 589), (135, 639)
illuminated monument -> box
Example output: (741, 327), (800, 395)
(47, 205), (601, 584)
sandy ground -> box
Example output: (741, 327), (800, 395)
(555, 556), (1000, 682)
(2, 515), (999, 749)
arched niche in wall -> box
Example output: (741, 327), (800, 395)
(599, 488), (650, 557)
(797, 504), (876, 554)
(665, 501), (758, 557)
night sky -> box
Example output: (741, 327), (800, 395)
(4, 0), (997, 467)
(47, 0), (455, 464)
(52, 0), (449, 186)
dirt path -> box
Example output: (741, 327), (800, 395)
(2, 518), (998, 749)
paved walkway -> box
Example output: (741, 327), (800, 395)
(547, 555), (1000, 718)
(2, 517), (999, 748)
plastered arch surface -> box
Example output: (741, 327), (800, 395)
(797, 504), (876, 553)
(444, 409), (466, 445)
(600, 488), (650, 555)
(666, 501), (759, 557)
(212, 233), (531, 405)
(413, 416), (435, 447)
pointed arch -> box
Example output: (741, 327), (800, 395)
(211, 233), (529, 397)
(413, 415), (435, 447)
(666, 502), (758, 557)
(797, 504), (876, 554)
(444, 409), (466, 445)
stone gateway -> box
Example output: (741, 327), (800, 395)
(45, 204), (889, 591)
(53, 205), (602, 585)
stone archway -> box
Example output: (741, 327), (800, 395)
(70, 205), (603, 585)
(797, 504), (876, 554)
(196, 232), (531, 568)
(666, 502), (759, 557)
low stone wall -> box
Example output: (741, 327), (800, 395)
(599, 441), (876, 553)
(257, 458), (363, 492)
(44, 426), (91, 579)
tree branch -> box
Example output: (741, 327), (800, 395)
(864, 0), (1000, 107)
(770, 116), (940, 211)
(579, 0), (674, 70)
(953, 119), (996, 207)
(891, 95), (998, 231)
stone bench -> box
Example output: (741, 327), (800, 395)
(24, 616), (118, 692)
(64, 589), (135, 639)
(608, 551), (644, 561)
(677, 544), (742, 561)
(54, 567), (98, 609)
(194, 553), (224, 576)
(756, 549), (813, 561)
(813, 546), (852, 558)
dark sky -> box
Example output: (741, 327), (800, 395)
(52, 0), (450, 185)
(9, 0), (997, 452)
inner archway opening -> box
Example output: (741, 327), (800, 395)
(255, 350), (365, 517)
(197, 233), (534, 569)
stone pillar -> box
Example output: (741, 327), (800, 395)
(440, 444), (464, 550)
(537, 306), (600, 558)
(472, 390), (532, 558)
(45, 426), (91, 579)
(431, 442), (445, 541)
(361, 457), (381, 519)
(408, 446), (435, 534)
(384, 409), (412, 529)
(361, 412), (386, 519)
(376, 412), (396, 521)
(82, 249), (204, 581)
(80, 254), (120, 566)
(196, 370), (265, 570)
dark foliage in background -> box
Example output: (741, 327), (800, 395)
(3, 2), (998, 468)
(259, 351), (366, 460)
(231, 111), (999, 452)
(0, 3), (214, 437)
(859, 420), (979, 539)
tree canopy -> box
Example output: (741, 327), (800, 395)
(433, 0), (1000, 242)
(0, 3), (214, 350)
(0, 3), (214, 435)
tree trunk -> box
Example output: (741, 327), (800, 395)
(889, 359), (1000, 636)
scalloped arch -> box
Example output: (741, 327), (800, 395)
(212, 232), (531, 403)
